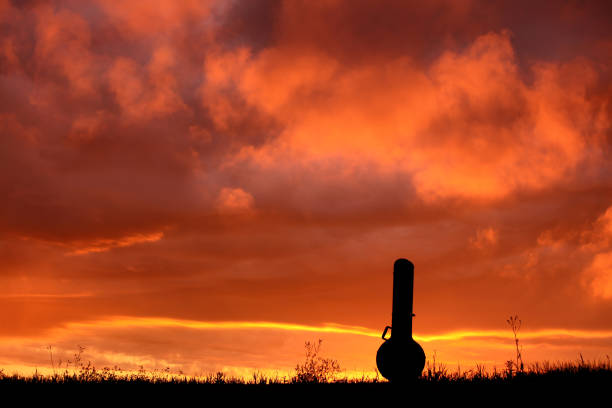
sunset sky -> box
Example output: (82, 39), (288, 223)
(2, 0), (612, 378)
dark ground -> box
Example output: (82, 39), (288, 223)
(2, 370), (609, 406)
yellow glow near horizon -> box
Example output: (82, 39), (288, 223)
(59, 316), (612, 342)
(64, 317), (382, 337)
(2, 316), (611, 379)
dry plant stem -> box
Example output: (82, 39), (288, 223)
(507, 315), (524, 373)
(47, 345), (55, 375)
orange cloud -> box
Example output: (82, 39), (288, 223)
(69, 232), (164, 255)
(107, 50), (187, 120)
(584, 252), (612, 300)
(216, 31), (607, 202)
(33, 5), (98, 96)
(95, 0), (214, 36)
(216, 187), (255, 214)
(470, 227), (499, 249)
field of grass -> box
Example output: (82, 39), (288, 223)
(1, 357), (610, 404)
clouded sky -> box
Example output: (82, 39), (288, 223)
(1, 0), (612, 377)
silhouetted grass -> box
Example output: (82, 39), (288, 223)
(1, 356), (609, 387)
(1, 361), (609, 406)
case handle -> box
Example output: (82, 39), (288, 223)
(381, 325), (392, 340)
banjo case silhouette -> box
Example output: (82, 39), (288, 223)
(376, 258), (426, 381)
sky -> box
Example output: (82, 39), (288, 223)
(1, 0), (612, 378)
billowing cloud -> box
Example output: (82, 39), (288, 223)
(470, 227), (499, 250)
(584, 252), (612, 300)
(216, 187), (254, 214)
